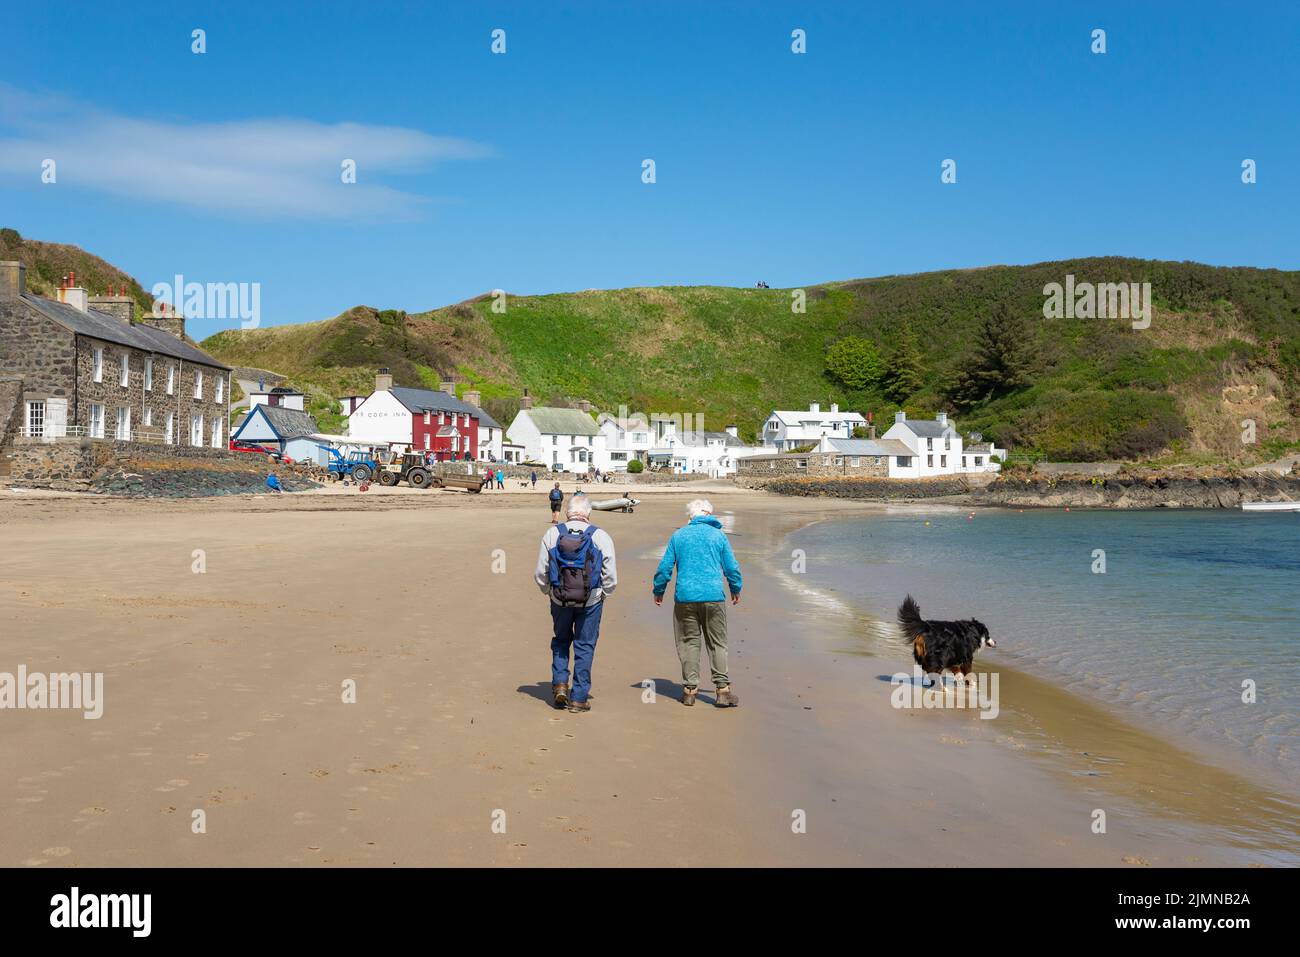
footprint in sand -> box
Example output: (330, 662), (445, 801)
(155, 779), (190, 792)
(41, 846), (72, 858)
(77, 806), (109, 817)
(309, 769), (330, 778)
(228, 731), (255, 741)
(187, 753), (209, 763)
(939, 735), (967, 746)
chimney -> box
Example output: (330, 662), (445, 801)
(810, 402), (820, 413)
(375, 367), (393, 392)
(0, 261), (25, 299)
(830, 402), (839, 414)
(88, 287), (134, 324)
(725, 425), (738, 438)
(56, 273), (89, 313)
(577, 399), (591, 413)
(439, 378), (455, 395)
(895, 411), (906, 423)
(937, 412), (948, 427)
(519, 388), (533, 410)
(463, 389), (482, 408)
(867, 424), (877, 440)
(138, 300), (186, 338)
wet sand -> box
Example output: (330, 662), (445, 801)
(0, 488), (1294, 866)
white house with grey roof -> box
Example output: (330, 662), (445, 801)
(761, 402), (867, 451)
(507, 406), (603, 471)
(878, 411), (1003, 476)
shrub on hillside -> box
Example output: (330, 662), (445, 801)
(627, 459), (644, 473)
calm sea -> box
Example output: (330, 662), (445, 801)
(784, 508), (1300, 782)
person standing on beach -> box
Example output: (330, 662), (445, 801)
(496, 468), (505, 490)
(535, 493), (617, 712)
(530, 470), (538, 488)
(548, 482), (563, 523)
(652, 499), (742, 708)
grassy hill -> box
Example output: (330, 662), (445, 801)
(1, 228), (154, 319)
(203, 259), (1300, 463)
(6, 226), (1297, 463)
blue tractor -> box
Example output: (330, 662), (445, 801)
(319, 446), (379, 484)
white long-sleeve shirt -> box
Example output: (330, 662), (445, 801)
(534, 520), (617, 607)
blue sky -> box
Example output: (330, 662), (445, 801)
(2, 0), (1297, 338)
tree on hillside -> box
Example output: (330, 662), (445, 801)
(824, 336), (883, 390)
(948, 301), (1034, 408)
(882, 324), (924, 402)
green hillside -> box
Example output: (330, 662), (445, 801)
(202, 258), (1300, 463)
(6, 226), (1298, 462)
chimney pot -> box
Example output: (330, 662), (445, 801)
(577, 399), (591, 413)
(810, 402), (820, 413)
(830, 402), (839, 413)
(464, 389), (482, 408)
(895, 411), (906, 423)
(937, 412), (948, 426)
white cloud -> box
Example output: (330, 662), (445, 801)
(0, 84), (490, 219)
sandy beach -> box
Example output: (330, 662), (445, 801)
(0, 485), (1295, 867)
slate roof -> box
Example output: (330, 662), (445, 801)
(769, 408), (867, 425)
(966, 442), (994, 453)
(823, 438), (913, 456)
(519, 407), (599, 436)
(257, 405), (318, 439)
(23, 295), (230, 369)
(895, 417), (955, 438)
(386, 387), (502, 429)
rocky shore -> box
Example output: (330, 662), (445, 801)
(87, 465), (320, 498)
(972, 470), (1300, 509)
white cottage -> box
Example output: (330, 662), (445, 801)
(879, 412), (1003, 476)
(761, 402), (867, 450)
(507, 406), (603, 471)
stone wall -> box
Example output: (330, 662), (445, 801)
(760, 475), (970, 500)
(7, 436), (317, 496)
(0, 375), (22, 444)
(0, 298), (77, 396)
(737, 452), (890, 484)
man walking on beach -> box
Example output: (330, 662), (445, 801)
(548, 482), (563, 523)
(535, 493), (617, 713)
(652, 499), (742, 708)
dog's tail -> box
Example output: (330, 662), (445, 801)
(897, 595), (925, 642)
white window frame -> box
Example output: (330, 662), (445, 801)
(90, 404), (105, 439)
(194, 370), (203, 400)
(120, 352), (130, 388)
(116, 406), (131, 441)
(165, 412), (174, 445)
(211, 418), (222, 449)
(191, 414), (203, 447)
(167, 365), (175, 395)
(143, 408), (153, 428)
(93, 348), (104, 383)
(25, 400), (45, 437)
(144, 357), (153, 392)
(215, 376), (224, 404)
(424, 433), (431, 451)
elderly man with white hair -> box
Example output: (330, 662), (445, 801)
(534, 492), (617, 713)
(652, 498), (743, 707)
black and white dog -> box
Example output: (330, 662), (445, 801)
(897, 595), (995, 688)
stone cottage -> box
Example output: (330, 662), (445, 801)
(0, 261), (232, 450)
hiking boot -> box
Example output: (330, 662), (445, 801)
(714, 687), (740, 708)
(567, 699), (591, 713)
(681, 687), (697, 707)
(551, 683), (569, 709)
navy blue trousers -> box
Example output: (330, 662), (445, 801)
(550, 602), (604, 703)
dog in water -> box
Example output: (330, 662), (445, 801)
(897, 595), (995, 688)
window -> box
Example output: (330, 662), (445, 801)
(551, 434), (557, 446)
(439, 412), (445, 425)
(850, 456), (860, 467)
(211, 419), (222, 448)
(167, 365), (175, 395)
(116, 407), (131, 440)
(165, 412), (174, 445)
(423, 433), (430, 451)
(926, 437), (933, 450)
(897, 456), (912, 468)
(90, 404), (105, 439)
(93, 348), (104, 383)
(190, 414), (203, 446)
(424, 411), (431, 426)
(940, 455), (947, 467)
(144, 358), (153, 392)
(927, 455), (933, 467)
(120, 353), (130, 387)
(974, 456), (983, 466)
(215, 376), (223, 404)
(25, 401), (45, 437)
(194, 370), (203, 400)
(143, 408), (153, 427)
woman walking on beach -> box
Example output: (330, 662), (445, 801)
(652, 499), (742, 708)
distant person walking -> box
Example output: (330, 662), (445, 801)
(535, 493), (617, 713)
(496, 468), (505, 490)
(530, 470), (538, 488)
(652, 499), (742, 708)
(548, 482), (563, 523)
